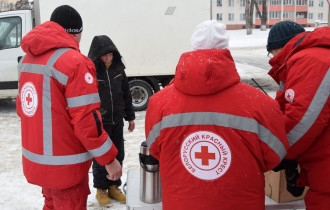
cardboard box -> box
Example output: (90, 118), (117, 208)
(264, 170), (308, 203)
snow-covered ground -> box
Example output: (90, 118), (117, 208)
(0, 27), (311, 209)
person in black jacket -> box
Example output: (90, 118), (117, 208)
(88, 35), (135, 206)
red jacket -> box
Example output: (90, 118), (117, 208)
(145, 49), (289, 210)
(268, 27), (330, 208)
(16, 21), (118, 189)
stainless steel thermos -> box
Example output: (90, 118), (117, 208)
(139, 141), (161, 203)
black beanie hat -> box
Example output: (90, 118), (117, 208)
(50, 5), (83, 34)
(267, 21), (305, 52)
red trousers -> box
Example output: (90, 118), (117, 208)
(42, 175), (90, 210)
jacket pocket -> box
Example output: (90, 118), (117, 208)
(114, 74), (122, 86)
(97, 80), (106, 89)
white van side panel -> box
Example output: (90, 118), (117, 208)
(36, 0), (210, 76)
(0, 10), (32, 84)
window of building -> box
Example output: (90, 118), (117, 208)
(296, 0), (307, 5)
(296, 12), (307, 18)
(217, 0), (222, 6)
(308, 13), (313, 19)
(308, 0), (314, 6)
(319, 0), (323, 7)
(240, 13), (246, 21)
(283, 11), (295, 18)
(258, 0), (263, 5)
(217, 13), (223, 21)
(228, 13), (234, 21)
(284, 0), (295, 5)
(229, 0), (234, 7)
(269, 11), (281, 19)
(0, 2), (11, 12)
(255, 12), (260, 19)
(270, 0), (282, 5)
(318, 13), (323, 20)
(240, 0), (246, 6)
(270, 11), (282, 19)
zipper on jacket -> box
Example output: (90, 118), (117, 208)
(93, 110), (102, 137)
(106, 68), (115, 124)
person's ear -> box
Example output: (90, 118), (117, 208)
(71, 33), (82, 43)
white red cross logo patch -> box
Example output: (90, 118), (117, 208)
(21, 82), (38, 117)
(85, 72), (93, 84)
(180, 131), (231, 180)
(285, 89), (295, 103)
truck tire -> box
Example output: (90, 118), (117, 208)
(129, 80), (154, 111)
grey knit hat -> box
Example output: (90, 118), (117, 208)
(267, 21), (305, 52)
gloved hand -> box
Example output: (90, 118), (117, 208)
(285, 161), (305, 197)
(272, 159), (305, 197)
(272, 159), (294, 172)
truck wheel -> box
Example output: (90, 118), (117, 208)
(129, 80), (153, 111)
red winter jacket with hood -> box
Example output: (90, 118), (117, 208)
(16, 21), (118, 189)
(268, 27), (330, 195)
(145, 49), (289, 210)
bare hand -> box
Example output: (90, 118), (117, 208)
(128, 121), (135, 132)
(105, 159), (122, 181)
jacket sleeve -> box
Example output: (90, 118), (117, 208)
(122, 70), (135, 121)
(63, 54), (118, 166)
(145, 95), (161, 160)
(16, 95), (21, 117)
(255, 97), (290, 172)
(282, 56), (329, 159)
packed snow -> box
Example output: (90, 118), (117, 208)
(0, 27), (311, 209)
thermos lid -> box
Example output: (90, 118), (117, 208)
(141, 141), (147, 147)
(140, 141), (149, 155)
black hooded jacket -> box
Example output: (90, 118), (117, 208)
(88, 35), (135, 124)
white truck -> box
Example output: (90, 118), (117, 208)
(0, 0), (210, 110)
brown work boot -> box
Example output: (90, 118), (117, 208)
(96, 189), (111, 206)
(108, 185), (126, 204)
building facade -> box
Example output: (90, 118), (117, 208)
(0, 0), (30, 12)
(212, 0), (329, 29)
(0, 0), (15, 11)
(307, 0), (329, 26)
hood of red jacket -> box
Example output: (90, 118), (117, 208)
(268, 27), (330, 82)
(174, 49), (240, 95)
(21, 21), (80, 56)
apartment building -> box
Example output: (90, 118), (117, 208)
(0, 0), (15, 11)
(212, 0), (329, 29)
(213, 0), (247, 29)
(307, 0), (328, 26)
(0, 0), (30, 12)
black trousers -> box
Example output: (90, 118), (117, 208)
(92, 119), (124, 189)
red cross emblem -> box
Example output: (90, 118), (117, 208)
(195, 146), (216, 166)
(85, 72), (93, 84)
(26, 93), (32, 105)
(21, 82), (38, 117)
(285, 89), (295, 103)
(181, 131), (232, 180)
